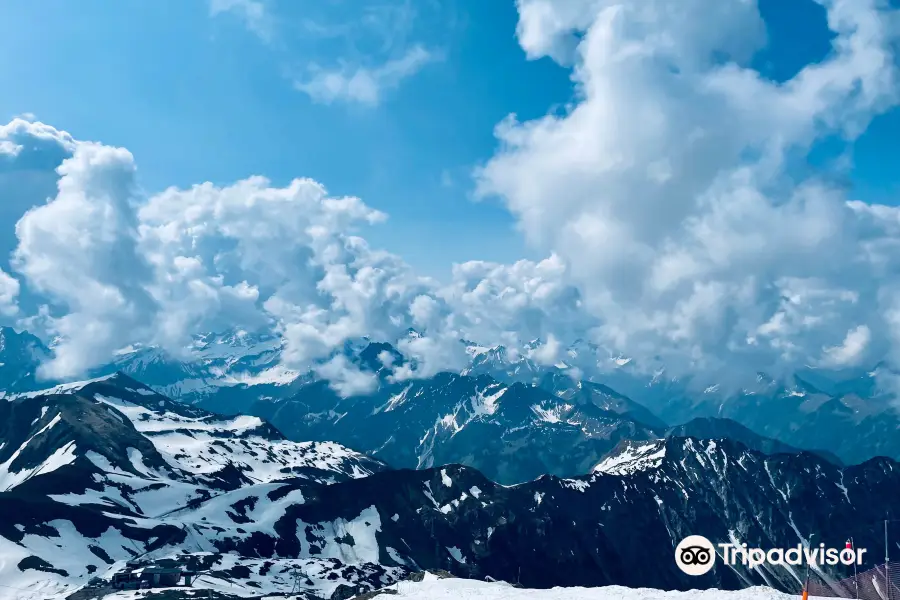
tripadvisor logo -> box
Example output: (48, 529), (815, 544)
(675, 536), (868, 576)
(676, 536), (716, 576)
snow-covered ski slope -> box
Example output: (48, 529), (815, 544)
(389, 577), (794, 600)
(73, 574), (796, 600)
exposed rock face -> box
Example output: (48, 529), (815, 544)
(254, 372), (661, 485)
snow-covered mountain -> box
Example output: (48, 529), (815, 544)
(0, 325), (303, 411)
(0, 327), (51, 394)
(91, 328), (308, 406)
(462, 343), (546, 385)
(4, 372), (896, 599)
(635, 375), (900, 466)
(252, 372), (662, 485)
(537, 375), (668, 429)
(0, 374), (393, 598)
(1, 373), (386, 493)
(4, 323), (900, 469)
(250, 357), (854, 485)
(92, 331), (401, 415)
(461, 339), (900, 467)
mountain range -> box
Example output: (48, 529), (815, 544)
(0, 324), (895, 474)
(1, 373), (896, 599)
(0, 325), (897, 474)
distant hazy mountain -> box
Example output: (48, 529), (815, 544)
(0, 327), (51, 394)
(536, 373), (668, 429)
(90, 328), (305, 406)
(641, 378), (899, 466)
(252, 370), (662, 485)
(3, 324), (899, 470)
(459, 339), (900, 467)
(665, 416), (843, 465)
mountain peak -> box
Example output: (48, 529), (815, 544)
(592, 439), (667, 475)
(0, 325), (48, 356)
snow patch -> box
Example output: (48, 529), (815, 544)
(593, 443), (667, 476)
(447, 546), (467, 564)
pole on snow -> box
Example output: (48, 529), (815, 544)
(887, 519), (891, 600)
(803, 532), (813, 600)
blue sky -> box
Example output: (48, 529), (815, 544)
(3, 0), (896, 279)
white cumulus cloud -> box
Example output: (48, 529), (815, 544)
(822, 325), (872, 368)
(476, 0), (900, 384)
(13, 141), (155, 379)
(528, 334), (563, 366)
(315, 354), (379, 397)
(0, 270), (20, 317)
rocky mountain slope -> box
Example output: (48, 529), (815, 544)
(251, 372), (661, 485)
(0, 374), (392, 599)
(461, 341), (900, 467)
(250, 370), (843, 485)
(664, 417), (843, 465)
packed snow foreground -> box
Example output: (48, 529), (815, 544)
(386, 577), (793, 600)
(48, 573), (797, 600)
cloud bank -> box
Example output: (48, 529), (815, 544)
(0, 119), (563, 386)
(478, 0), (900, 382)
